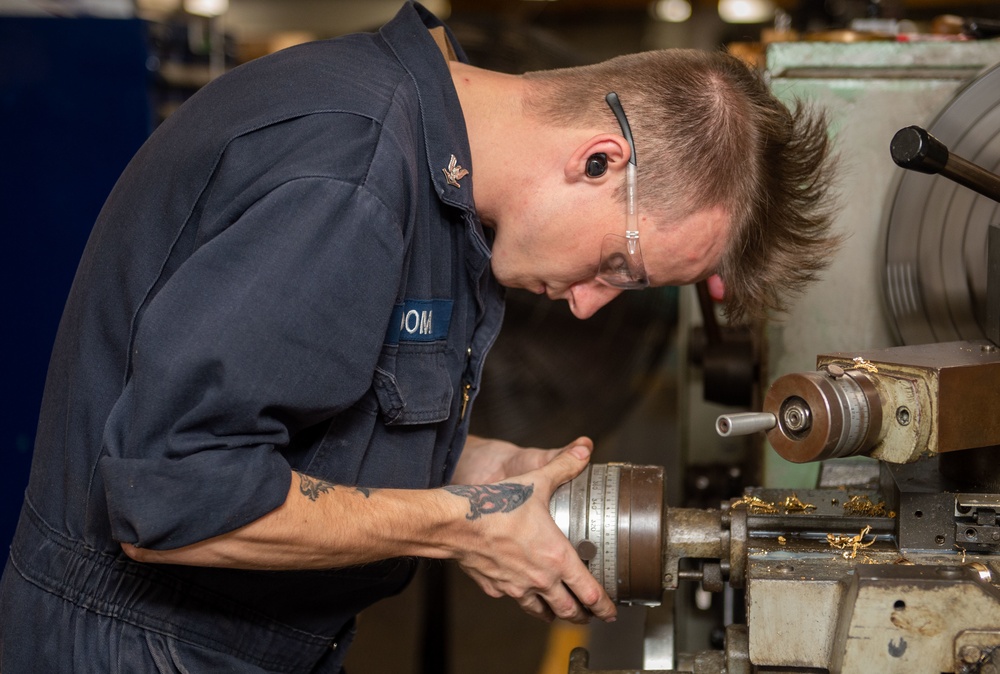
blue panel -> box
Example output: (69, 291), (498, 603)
(0, 17), (152, 564)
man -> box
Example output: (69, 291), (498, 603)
(0, 1), (836, 672)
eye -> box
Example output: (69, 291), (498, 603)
(601, 253), (630, 276)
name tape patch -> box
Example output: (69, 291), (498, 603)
(385, 299), (453, 345)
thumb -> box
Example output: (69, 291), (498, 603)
(540, 442), (592, 489)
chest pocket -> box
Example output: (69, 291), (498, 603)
(373, 342), (455, 425)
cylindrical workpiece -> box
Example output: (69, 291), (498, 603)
(763, 369), (883, 463)
(549, 463), (664, 605)
(665, 508), (726, 561)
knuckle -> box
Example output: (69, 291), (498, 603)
(509, 586), (531, 601)
(576, 585), (604, 607)
(523, 570), (553, 592)
(547, 596), (576, 617)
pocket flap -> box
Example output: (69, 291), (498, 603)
(373, 344), (455, 425)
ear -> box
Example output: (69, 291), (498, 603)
(564, 134), (631, 183)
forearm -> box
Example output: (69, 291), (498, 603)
(124, 447), (618, 625)
(122, 470), (465, 570)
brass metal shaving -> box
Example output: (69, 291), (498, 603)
(782, 494), (818, 513)
(842, 494), (895, 518)
(827, 525), (877, 559)
(731, 495), (779, 514)
(852, 356), (879, 374)
(731, 493), (817, 515)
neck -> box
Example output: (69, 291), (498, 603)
(448, 62), (530, 228)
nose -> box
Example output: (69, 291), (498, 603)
(566, 281), (623, 319)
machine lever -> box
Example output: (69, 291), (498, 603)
(890, 125), (1000, 203)
(716, 412), (776, 437)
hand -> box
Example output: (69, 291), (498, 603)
(451, 435), (594, 485)
(443, 442), (617, 625)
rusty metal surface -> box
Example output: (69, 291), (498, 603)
(744, 533), (1000, 672)
(819, 341), (1000, 455)
(834, 565), (1000, 673)
(663, 508), (725, 591)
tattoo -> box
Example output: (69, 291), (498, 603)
(297, 474), (373, 501)
(444, 483), (534, 521)
(298, 474), (336, 501)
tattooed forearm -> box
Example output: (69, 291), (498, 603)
(298, 474), (336, 501)
(444, 483), (534, 521)
(297, 473), (374, 501)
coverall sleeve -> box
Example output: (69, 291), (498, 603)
(100, 177), (404, 550)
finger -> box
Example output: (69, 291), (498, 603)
(562, 566), (617, 623)
(518, 594), (556, 623)
(539, 584), (594, 625)
(578, 586), (617, 623)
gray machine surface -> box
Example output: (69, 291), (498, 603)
(558, 41), (1000, 673)
(763, 39), (1000, 488)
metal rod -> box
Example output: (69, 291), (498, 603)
(716, 412), (776, 437)
(890, 126), (1000, 203)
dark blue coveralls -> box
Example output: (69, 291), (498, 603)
(0, 3), (503, 671)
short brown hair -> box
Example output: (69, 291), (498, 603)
(523, 49), (838, 323)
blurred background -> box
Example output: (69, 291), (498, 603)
(2, 0), (999, 672)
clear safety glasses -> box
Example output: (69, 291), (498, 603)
(596, 92), (649, 290)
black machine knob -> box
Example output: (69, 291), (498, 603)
(890, 126), (950, 175)
(890, 125), (1000, 203)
